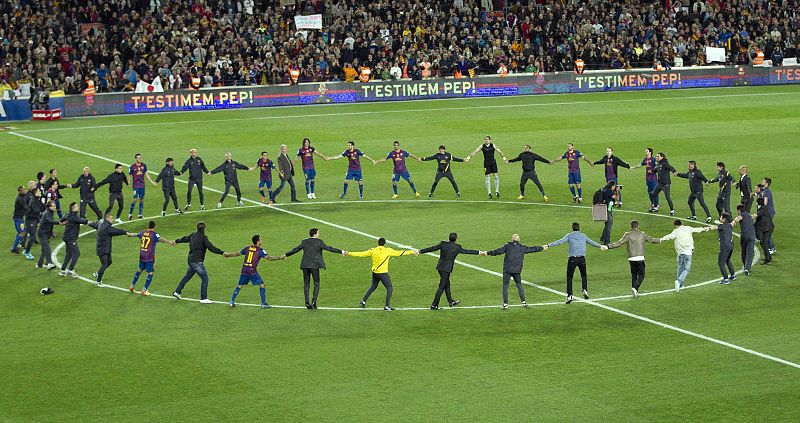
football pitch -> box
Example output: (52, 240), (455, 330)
(1, 85), (798, 421)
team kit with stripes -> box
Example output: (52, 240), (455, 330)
(12, 137), (776, 310)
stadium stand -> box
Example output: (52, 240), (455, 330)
(0, 0), (797, 93)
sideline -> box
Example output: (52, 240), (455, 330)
(9, 89), (798, 134)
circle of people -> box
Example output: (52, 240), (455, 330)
(12, 138), (776, 310)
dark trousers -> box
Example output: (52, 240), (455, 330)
(652, 183), (674, 210)
(758, 229), (773, 262)
(97, 253), (113, 281)
(502, 272), (525, 304)
(646, 180), (658, 207)
(600, 211), (613, 244)
(715, 194), (731, 216)
(220, 181), (242, 203)
(187, 178), (205, 205)
(273, 177), (298, 201)
(520, 171), (545, 196)
(740, 196), (753, 213)
(105, 192), (124, 218)
(688, 192), (711, 218)
(362, 272), (393, 307)
(566, 256), (587, 296)
(62, 240), (80, 271)
(629, 260), (646, 290)
(162, 188), (179, 211)
(718, 249), (735, 279)
(432, 269), (455, 307)
(23, 218), (39, 253)
(740, 237), (755, 271)
(175, 260), (210, 299)
(80, 197), (102, 219)
(302, 268), (321, 304)
(37, 233), (53, 266)
(430, 171), (459, 194)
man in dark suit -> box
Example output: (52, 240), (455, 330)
(285, 228), (344, 308)
(273, 144), (299, 203)
(419, 232), (480, 309)
(483, 233), (548, 309)
(735, 165), (753, 212)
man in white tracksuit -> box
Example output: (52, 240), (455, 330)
(660, 219), (707, 291)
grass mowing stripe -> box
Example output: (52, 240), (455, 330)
(14, 132), (799, 371)
(587, 299), (800, 369)
(12, 89), (799, 134)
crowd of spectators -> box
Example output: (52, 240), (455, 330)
(0, 0), (797, 95)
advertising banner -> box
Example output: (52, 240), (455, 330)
(57, 66), (800, 119)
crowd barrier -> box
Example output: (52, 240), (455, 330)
(3, 66), (798, 120)
(0, 98), (65, 121)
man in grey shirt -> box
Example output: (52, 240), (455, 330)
(273, 144), (300, 203)
(548, 222), (607, 303)
(607, 220), (661, 298)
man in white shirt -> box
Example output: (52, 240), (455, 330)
(389, 62), (402, 80)
(660, 219), (706, 291)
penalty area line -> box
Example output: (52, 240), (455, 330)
(15, 131), (800, 370)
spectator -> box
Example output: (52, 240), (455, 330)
(0, 0), (796, 93)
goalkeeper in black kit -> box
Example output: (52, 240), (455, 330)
(507, 145), (551, 202)
(421, 145), (465, 197)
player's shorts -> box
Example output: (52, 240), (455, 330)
(132, 188), (146, 199)
(303, 169), (317, 180)
(138, 260), (155, 272)
(345, 170), (363, 181)
(259, 179), (273, 189)
(392, 171), (411, 182)
(238, 273), (264, 286)
(646, 179), (657, 192)
(14, 218), (25, 233)
(568, 172), (582, 184)
(484, 161), (498, 175)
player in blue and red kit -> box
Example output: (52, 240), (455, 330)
(129, 220), (174, 296)
(128, 154), (157, 220)
(550, 143), (594, 203)
(44, 168), (70, 218)
(224, 234), (285, 308)
(593, 147), (630, 206)
(326, 141), (376, 199)
(375, 141), (422, 199)
(293, 138), (327, 199)
(254, 151), (276, 204)
(631, 148), (659, 212)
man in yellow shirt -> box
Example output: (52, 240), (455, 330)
(347, 237), (418, 310)
(343, 64), (358, 82)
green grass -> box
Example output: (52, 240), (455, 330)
(1, 85), (798, 421)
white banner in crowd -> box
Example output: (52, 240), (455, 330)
(705, 46), (727, 63)
(294, 14), (322, 29)
(135, 76), (164, 93)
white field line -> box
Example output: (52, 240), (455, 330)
(11, 90), (799, 134)
(17, 131), (799, 370)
